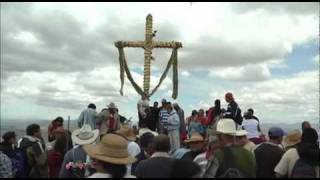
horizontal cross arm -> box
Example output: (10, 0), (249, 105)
(115, 41), (145, 48)
(153, 41), (182, 49)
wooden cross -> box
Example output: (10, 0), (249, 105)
(115, 14), (182, 96)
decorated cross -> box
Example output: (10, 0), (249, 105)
(115, 14), (182, 99)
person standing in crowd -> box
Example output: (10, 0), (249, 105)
(203, 119), (256, 178)
(247, 108), (259, 122)
(135, 135), (176, 178)
(158, 99), (169, 134)
(182, 132), (207, 161)
(97, 102), (121, 138)
(254, 127), (285, 178)
(235, 130), (256, 153)
(205, 99), (222, 127)
(83, 133), (137, 178)
(166, 102), (181, 151)
(198, 109), (207, 127)
(282, 129), (301, 152)
(78, 103), (97, 129)
(186, 110), (198, 131)
(173, 103), (187, 143)
(275, 128), (320, 178)
(188, 111), (205, 138)
(0, 151), (13, 178)
(131, 132), (156, 174)
(148, 101), (160, 131)
(223, 92), (243, 126)
(137, 94), (150, 127)
(17, 124), (48, 178)
(48, 129), (73, 178)
(116, 125), (141, 176)
(48, 117), (64, 142)
(170, 159), (202, 178)
(241, 110), (262, 145)
(59, 125), (99, 178)
(0, 131), (17, 159)
(301, 121), (312, 131)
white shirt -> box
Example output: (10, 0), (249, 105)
(138, 99), (149, 117)
(126, 141), (141, 176)
(241, 119), (260, 139)
(274, 148), (300, 177)
(88, 173), (136, 178)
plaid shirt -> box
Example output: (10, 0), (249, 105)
(0, 151), (13, 178)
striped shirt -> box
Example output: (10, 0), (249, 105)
(159, 109), (169, 129)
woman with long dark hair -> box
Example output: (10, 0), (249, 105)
(205, 99), (221, 126)
(48, 129), (73, 178)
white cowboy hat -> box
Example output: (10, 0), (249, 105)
(216, 118), (237, 135)
(235, 129), (248, 137)
(107, 102), (117, 109)
(83, 133), (136, 165)
(71, 124), (99, 145)
(136, 128), (158, 138)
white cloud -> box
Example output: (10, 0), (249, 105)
(209, 64), (271, 81)
(181, 70), (190, 77)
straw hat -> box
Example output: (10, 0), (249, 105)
(216, 118), (236, 135)
(83, 133), (136, 165)
(184, 132), (204, 143)
(71, 124), (99, 145)
(235, 130), (248, 137)
(137, 128), (158, 138)
(107, 102), (117, 109)
(116, 125), (136, 141)
(283, 129), (301, 148)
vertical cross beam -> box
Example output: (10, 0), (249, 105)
(143, 14), (153, 95)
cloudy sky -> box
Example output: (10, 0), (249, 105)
(1, 2), (319, 125)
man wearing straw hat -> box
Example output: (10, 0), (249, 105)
(83, 133), (137, 178)
(59, 125), (99, 178)
(235, 129), (256, 153)
(282, 129), (301, 152)
(203, 118), (256, 178)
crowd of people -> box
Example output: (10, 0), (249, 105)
(0, 92), (319, 178)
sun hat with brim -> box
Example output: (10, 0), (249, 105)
(283, 129), (301, 148)
(216, 118), (236, 135)
(107, 102), (117, 109)
(116, 125), (136, 141)
(72, 124), (99, 145)
(83, 133), (136, 165)
(184, 132), (204, 143)
(137, 128), (158, 138)
(235, 130), (248, 137)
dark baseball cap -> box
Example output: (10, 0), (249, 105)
(268, 127), (285, 137)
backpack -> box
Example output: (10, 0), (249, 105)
(218, 147), (247, 178)
(291, 158), (319, 178)
(12, 147), (31, 178)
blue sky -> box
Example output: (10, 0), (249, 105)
(1, 2), (319, 127)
